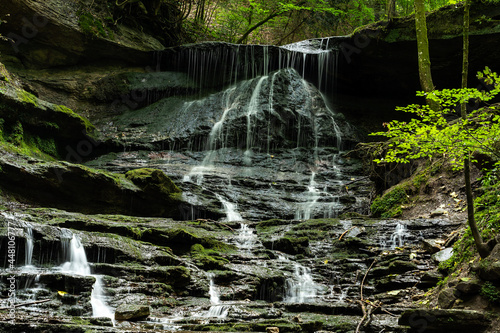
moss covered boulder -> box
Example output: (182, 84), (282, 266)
(0, 81), (96, 159)
(0, 151), (188, 218)
(114, 304), (150, 321)
(125, 168), (181, 198)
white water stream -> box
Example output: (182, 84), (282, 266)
(60, 234), (115, 325)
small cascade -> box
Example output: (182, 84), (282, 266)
(284, 264), (321, 303)
(390, 223), (410, 250)
(295, 172), (320, 220)
(295, 172), (342, 220)
(91, 276), (115, 320)
(60, 234), (91, 275)
(216, 194), (243, 221)
(184, 85), (243, 185)
(60, 233), (115, 325)
(24, 225), (34, 269)
(205, 275), (229, 319)
(244, 75), (268, 166)
(236, 223), (258, 252)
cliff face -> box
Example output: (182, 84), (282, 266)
(0, 0), (181, 68)
(336, 2), (500, 98)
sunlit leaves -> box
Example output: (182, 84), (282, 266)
(372, 68), (500, 170)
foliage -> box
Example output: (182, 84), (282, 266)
(78, 11), (114, 39)
(183, 0), (469, 44)
(480, 281), (500, 304)
(371, 185), (408, 218)
(198, 0), (343, 44)
(372, 67), (500, 170)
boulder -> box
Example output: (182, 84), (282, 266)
(266, 327), (279, 333)
(0, 151), (190, 218)
(438, 288), (458, 309)
(399, 309), (491, 333)
(421, 239), (442, 254)
(114, 304), (150, 321)
(432, 248), (453, 263)
(455, 278), (482, 298)
(430, 208), (448, 217)
(478, 243), (500, 282)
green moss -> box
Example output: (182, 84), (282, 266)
(190, 243), (229, 270)
(17, 90), (38, 107)
(70, 317), (91, 326)
(125, 168), (182, 198)
(371, 185), (408, 218)
(55, 104), (96, 134)
(78, 11), (113, 39)
(7, 120), (23, 146)
(480, 282), (500, 304)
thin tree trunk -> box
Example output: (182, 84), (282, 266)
(461, 0), (490, 258)
(415, 0), (434, 92)
(386, 0), (396, 20)
(414, 0), (439, 110)
(236, 10), (280, 44)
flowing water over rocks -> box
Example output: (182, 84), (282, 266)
(0, 40), (470, 332)
(0, 209), (462, 332)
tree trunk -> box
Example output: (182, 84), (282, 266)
(460, 0), (490, 258)
(236, 10), (280, 44)
(414, 0), (439, 110)
(414, 0), (434, 92)
(386, 0), (396, 20)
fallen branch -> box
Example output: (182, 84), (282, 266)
(339, 227), (355, 241)
(344, 176), (370, 186)
(0, 298), (51, 310)
(355, 259), (377, 333)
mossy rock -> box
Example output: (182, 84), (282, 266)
(190, 243), (229, 270)
(0, 152), (188, 218)
(262, 236), (309, 255)
(371, 185), (408, 218)
(114, 304), (150, 321)
(125, 168), (181, 198)
(0, 82), (96, 159)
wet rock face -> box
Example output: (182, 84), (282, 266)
(399, 309), (491, 333)
(0, 0), (167, 68)
(0, 202), (468, 333)
(110, 68), (357, 150)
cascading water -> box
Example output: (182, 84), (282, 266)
(284, 264), (321, 303)
(390, 223), (410, 250)
(244, 75), (268, 166)
(24, 225), (34, 269)
(205, 274), (229, 319)
(60, 234), (91, 275)
(216, 193), (243, 222)
(236, 223), (258, 253)
(60, 234), (115, 324)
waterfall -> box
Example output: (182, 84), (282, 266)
(284, 264), (320, 303)
(60, 234), (115, 324)
(61, 235), (91, 275)
(236, 223), (258, 252)
(295, 172), (342, 220)
(205, 274), (229, 318)
(216, 194), (243, 222)
(390, 223), (410, 250)
(295, 172), (320, 220)
(91, 276), (115, 320)
(24, 225), (34, 268)
(244, 75), (268, 166)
